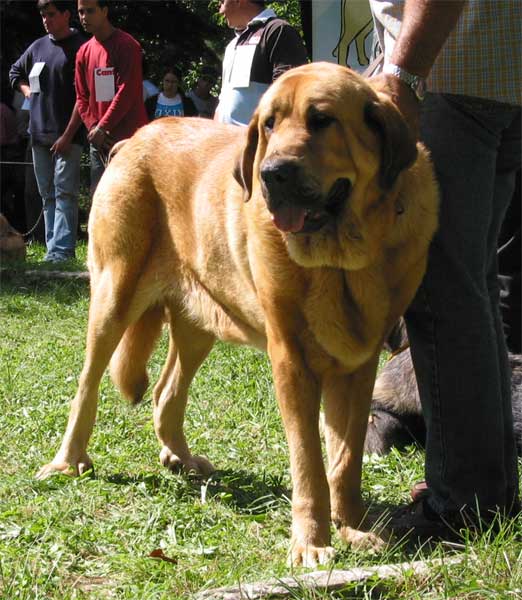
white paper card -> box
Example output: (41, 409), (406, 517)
(94, 66), (115, 102)
(230, 44), (257, 88)
(29, 62), (45, 93)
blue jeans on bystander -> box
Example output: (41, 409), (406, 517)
(32, 143), (83, 261)
(406, 93), (521, 517)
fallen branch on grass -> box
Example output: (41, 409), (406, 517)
(196, 556), (465, 600)
(1, 268), (89, 280)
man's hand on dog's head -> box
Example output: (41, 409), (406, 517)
(371, 73), (421, 139)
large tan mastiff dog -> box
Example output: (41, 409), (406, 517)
(37, 63), (438, 566)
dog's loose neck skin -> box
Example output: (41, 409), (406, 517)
(302, 267), (388, 371)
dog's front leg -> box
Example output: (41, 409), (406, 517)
(268, 333), (334, 567)
(323, 357), (388, 551)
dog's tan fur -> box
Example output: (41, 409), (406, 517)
(37, 63), (438, 566)
(0, 213), (26, 262)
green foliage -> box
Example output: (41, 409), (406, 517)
(271, 0), (303, 30)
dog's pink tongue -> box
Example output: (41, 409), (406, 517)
(272, 205), (306, 233)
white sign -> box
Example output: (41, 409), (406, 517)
(94, 66), (115, 102)
(29, 62), (45, 93)
(230, 45), (256, 88)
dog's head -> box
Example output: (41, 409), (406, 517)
(234, 62), (420, 270)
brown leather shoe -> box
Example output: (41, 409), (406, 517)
(410, 481), (521, 517)
(410, 480), (429, 501)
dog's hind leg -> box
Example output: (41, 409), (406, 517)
(109, 305), (165, 405)
(153, 308), (215, 476)
(36, 268), (154, 478)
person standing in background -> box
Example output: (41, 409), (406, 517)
(75, 0), (148, 192)
(187, 67), (219, 118)
(9, 0), (86, 262)
(215, 0), (308, 126)
(145, 67), (197, 120)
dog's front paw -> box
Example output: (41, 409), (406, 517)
(36, 456), (93, 480)
(289, 537), (336, 568)
(337, 524), (389, 552)
(159, 447), (215, 477)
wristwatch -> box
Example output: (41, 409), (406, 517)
(383, 63), (427, 101)
(94, 125), (109, 137)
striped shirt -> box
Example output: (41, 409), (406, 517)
(370, 0), (521, 106)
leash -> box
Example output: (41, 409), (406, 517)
(362, 52), (384, 78)
(0, 159), (44, 238)
(19, 208), (44, 239)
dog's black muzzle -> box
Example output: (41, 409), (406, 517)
(260, 157), (351, 234)
(260, 158), (301, 199)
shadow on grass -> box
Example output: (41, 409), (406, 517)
(0, 270), (89, 306)
(105, 467), (290, 515)
(1, 254), (88, 273)
(207, 468), (290, 513)
(104, 468), (420, 541)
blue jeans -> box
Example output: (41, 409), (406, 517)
(32, 143), (82, 260)
(406, 93), (521, 516)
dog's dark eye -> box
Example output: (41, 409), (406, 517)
(264, 116), (275, 131)
(308, 111), (336, 131)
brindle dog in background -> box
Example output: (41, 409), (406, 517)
(366, 336), (522, 456)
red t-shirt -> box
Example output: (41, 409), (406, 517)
(75, 29), (148, 142)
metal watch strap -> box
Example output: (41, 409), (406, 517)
(94, 125), (109, 137)
(383, 63), (427, 101)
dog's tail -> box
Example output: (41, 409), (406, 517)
(109, 304), (165, 404)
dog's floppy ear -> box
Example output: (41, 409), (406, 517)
(233, 112), (259, 201)
(364, 98), (417, 190)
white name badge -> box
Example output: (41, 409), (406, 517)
(230, 36), (260, 89)
(94, 66), (115, 102)
(29, 62), (45, 93)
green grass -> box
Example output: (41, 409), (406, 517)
(5, 238), (90, 272)
(1, 244), (521, 599)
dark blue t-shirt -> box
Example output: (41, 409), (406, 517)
(9, 29), (87, 146)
